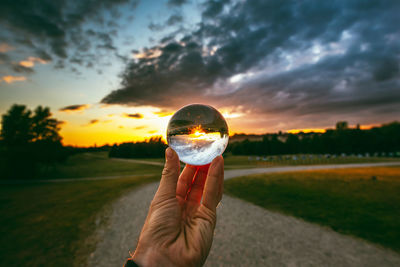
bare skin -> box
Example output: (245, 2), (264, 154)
(132, 148), (224, 267)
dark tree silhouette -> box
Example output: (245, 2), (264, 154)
(227, 121), (400, 156)
(0, 104), (66, 179)
(109, 136), (167, 159)
(1, 104), (32, 146)
(31, 106), (62, 142)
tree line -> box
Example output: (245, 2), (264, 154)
(109, 137), (167, 158)
(227, 121), (400, 156)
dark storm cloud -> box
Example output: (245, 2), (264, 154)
(59, 104), (90, 112)
(0, 0), (139, 71)
(202, 0), (229, 18)
(102, 0), (400, 125)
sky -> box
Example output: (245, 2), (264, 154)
(0, 0), (399, 146)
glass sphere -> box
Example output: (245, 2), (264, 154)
(167, 104), (229, 166)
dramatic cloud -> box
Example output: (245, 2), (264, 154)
(1, 75), (26, 84)
(0, 0), (139, 70)
(124, 113), (143, 119)
(59, 104), (90, 112)
(102, 0), (400, 128)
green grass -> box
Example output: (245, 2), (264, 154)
(0, 175), (160, 266)
(40, 152), (163, 179)
(93, 154), (400, 170)
(223, 155), (400, 169)
(126, 157), (166, 163)
(225, 167), (400, 252)
(0, 152), (163, 266)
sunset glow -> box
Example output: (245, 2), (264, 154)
(186, 125), (221, 141)
(287, 129), (327, 134)
(1, 0), (398, 148)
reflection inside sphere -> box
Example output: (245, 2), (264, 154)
(167, 104), (229, 166)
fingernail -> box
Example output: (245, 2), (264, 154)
(166, 148), (173, 160)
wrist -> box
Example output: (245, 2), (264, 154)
(133, 247), (174, 267)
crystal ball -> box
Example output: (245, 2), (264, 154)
(167, 104), (229, 166)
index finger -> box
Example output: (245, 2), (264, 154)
(202, 156), (224, 211)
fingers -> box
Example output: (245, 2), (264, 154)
(185, 168), (208, 204)
(202, 156), (224, 212)
(176, 164), (197, 200)
(153, 148), (180, 203)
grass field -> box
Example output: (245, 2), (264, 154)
(40, 152), (163, 179)
(223, 155), (400, 169)
(0, 175), (160, 267)
(225, 166), (400, 252)
(0, 152), (162, 266)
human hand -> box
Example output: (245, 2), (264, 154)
(131, 147), (224, 267)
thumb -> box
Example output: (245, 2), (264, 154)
(153, 147), (180, 203)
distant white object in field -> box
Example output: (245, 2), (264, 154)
(167, 104), (229, 166)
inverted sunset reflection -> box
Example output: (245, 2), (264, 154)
(167, 104), (229, 166)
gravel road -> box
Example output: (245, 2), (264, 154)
(86, 163), (400, 266)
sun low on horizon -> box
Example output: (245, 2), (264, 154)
(1, 0), (399, 147)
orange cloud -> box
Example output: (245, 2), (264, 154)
(133, 49), (162, 59)
(0, 43), (14, 53)
(2, 75), (26, 83)
(153, 110), (173, 117)
(19, 57), (48, 68)
(59, 104), (90, 113)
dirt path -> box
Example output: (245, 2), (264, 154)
(86, 163), (400, 267)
